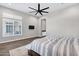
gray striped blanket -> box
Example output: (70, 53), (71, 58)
(30, 36), (79, 56)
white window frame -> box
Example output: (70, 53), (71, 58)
(2, 12), (22, 37)
(14, 20), (22, 36)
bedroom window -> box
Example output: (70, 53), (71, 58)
(14, 21), (22, 35)
(2, 12), (22, 37)
(6, 22), (13, 34)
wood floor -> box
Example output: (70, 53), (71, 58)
(0, 38), (37, 56)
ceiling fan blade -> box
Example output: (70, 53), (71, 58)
(29, 11), (36, 13)
(39, 12), (43, 15)
(38, 3), (40, 10)
(41, 7), (49, 11)
(29, 7), (37, 11)
(35, 12), (38, 15)
(41, 11), (48, 13)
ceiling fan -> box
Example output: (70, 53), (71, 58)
(29, 3), (49, 16)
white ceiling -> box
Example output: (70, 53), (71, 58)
(0, 3), (76, 17)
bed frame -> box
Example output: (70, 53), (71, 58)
(28, 50), (40, 56)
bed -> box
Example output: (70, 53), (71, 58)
(28, 34), (79, 56)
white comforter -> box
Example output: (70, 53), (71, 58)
(30, 36), (79, 56)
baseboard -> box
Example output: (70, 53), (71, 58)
(0, 37), (38, 44)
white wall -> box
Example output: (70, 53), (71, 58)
(0, 6), (38, 43)
(40, 4), (79, 37)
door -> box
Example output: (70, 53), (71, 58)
(41, 19), (46, 36)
